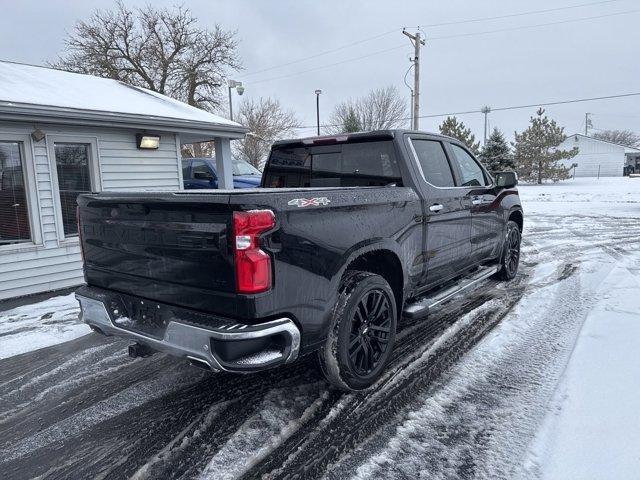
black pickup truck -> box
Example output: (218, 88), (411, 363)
(76, 130), (522, 390)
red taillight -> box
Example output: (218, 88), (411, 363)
(233, 210), (275, 294)
(76, 206), (85, 263)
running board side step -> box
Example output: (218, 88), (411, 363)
(403, 265), (500, 320)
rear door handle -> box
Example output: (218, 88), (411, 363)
(471, 198), (483, 206)
(429, 203), (443, 213)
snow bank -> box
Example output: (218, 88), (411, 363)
(518, 177), (640, 217)
(0, 293), (89, 359)
(523, 255), (640, 479)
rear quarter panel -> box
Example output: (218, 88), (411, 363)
(229, 187), (423, 350)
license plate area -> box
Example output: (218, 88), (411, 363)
(113, 296), (170, 339)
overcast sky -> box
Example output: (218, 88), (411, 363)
(1, 0), (639, 142)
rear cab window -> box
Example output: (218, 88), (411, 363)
(262, 140), (402, 188)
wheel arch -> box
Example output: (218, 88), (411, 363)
(508, 208), (523, 232)
(337, 243), (405, 315)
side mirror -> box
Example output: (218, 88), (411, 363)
(495, 171), (518, 189)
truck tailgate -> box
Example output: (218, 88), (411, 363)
(78, 192), (236, 313)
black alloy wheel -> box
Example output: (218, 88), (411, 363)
(347, 288), (392, 376)
(496, 220), (521, 280)
(318, 271), (398, 391)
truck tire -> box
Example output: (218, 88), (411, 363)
(318, 270), (397, 391)
(495, 220), (521, 281)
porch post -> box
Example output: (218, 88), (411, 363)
(214, 137), (234, 189)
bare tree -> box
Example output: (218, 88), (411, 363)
(592, 129), (640, 148)
(233, 98), (301, 169)
(326, 86), (408, 134)
(51, 1), (241, 112)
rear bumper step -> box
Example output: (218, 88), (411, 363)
(403, 265), (499, 320)
(76, 291), (300, 373)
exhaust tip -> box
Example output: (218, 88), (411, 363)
(187, 356), (216, 372)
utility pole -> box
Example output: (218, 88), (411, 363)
(481, 106), (491, 145)
(403, 29), (425, 130)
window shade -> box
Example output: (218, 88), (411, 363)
(54, 143), (91, 237)
(0, 141), (31, 245)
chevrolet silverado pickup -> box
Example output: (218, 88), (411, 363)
(76, 130), (523, 391)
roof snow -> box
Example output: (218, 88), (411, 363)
(568, 133), (640, 153)
(0, 60), (242, 131)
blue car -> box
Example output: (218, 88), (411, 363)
(182, 157), (262, 189)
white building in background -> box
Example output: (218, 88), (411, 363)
(0, 60), (246, 300)
(558, 133), (640, 177)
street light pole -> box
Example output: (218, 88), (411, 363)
(315, 89), (322, 136)
(481, 106), (491, 145)
(227, 80), (244, 121)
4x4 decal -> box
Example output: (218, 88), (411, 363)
(287, 197), (331, 208)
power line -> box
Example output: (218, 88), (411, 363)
(295, 92), (640, 130)
(241, 0), (625, 79)
(241, 29), (398, 78)
(417, 0), (625, 28)
(245, 43), (407, 85)
(428, 9), (638, 41)
(244, 9), (639, 86)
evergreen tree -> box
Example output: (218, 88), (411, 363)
(438, 116), (480, 155)
(343, 106), (362, 132)
(512, 108), (577, 184)
(480, 128), (514, 172)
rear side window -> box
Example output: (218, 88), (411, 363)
(263, 141), (401, 188)
(449, 144), (488, 187)
(411, 139), (455, 188)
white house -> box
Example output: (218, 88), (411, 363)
(0, 60), (247, 300)
(558, 133), (640, 177)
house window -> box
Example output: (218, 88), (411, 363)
(0, 141), (31, 245)
(54, 143), (92, 237)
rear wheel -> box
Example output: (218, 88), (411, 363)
(318, 271), (397, 391)
(495, 220), (521, 280)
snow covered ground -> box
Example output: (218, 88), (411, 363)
(340, 177), (640, 480)
(0, 176), (638, 479)
(0, 292), (89, 359)
(519, 177), (640, 479)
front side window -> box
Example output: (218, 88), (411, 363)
(449, 144), (488, 187)
(0, 141), (31, 245)
(54, 143), (91, 237)
(411, 139), (455, 188)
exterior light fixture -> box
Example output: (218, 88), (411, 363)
(136, 133), (161, 149)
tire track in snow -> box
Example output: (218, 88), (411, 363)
(241, 275), (529, 480)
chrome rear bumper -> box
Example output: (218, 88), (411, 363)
(76, 293), (300, 373)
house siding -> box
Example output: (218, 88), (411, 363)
(0, 121), (183, 300)
(559, 135), (625, 177)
